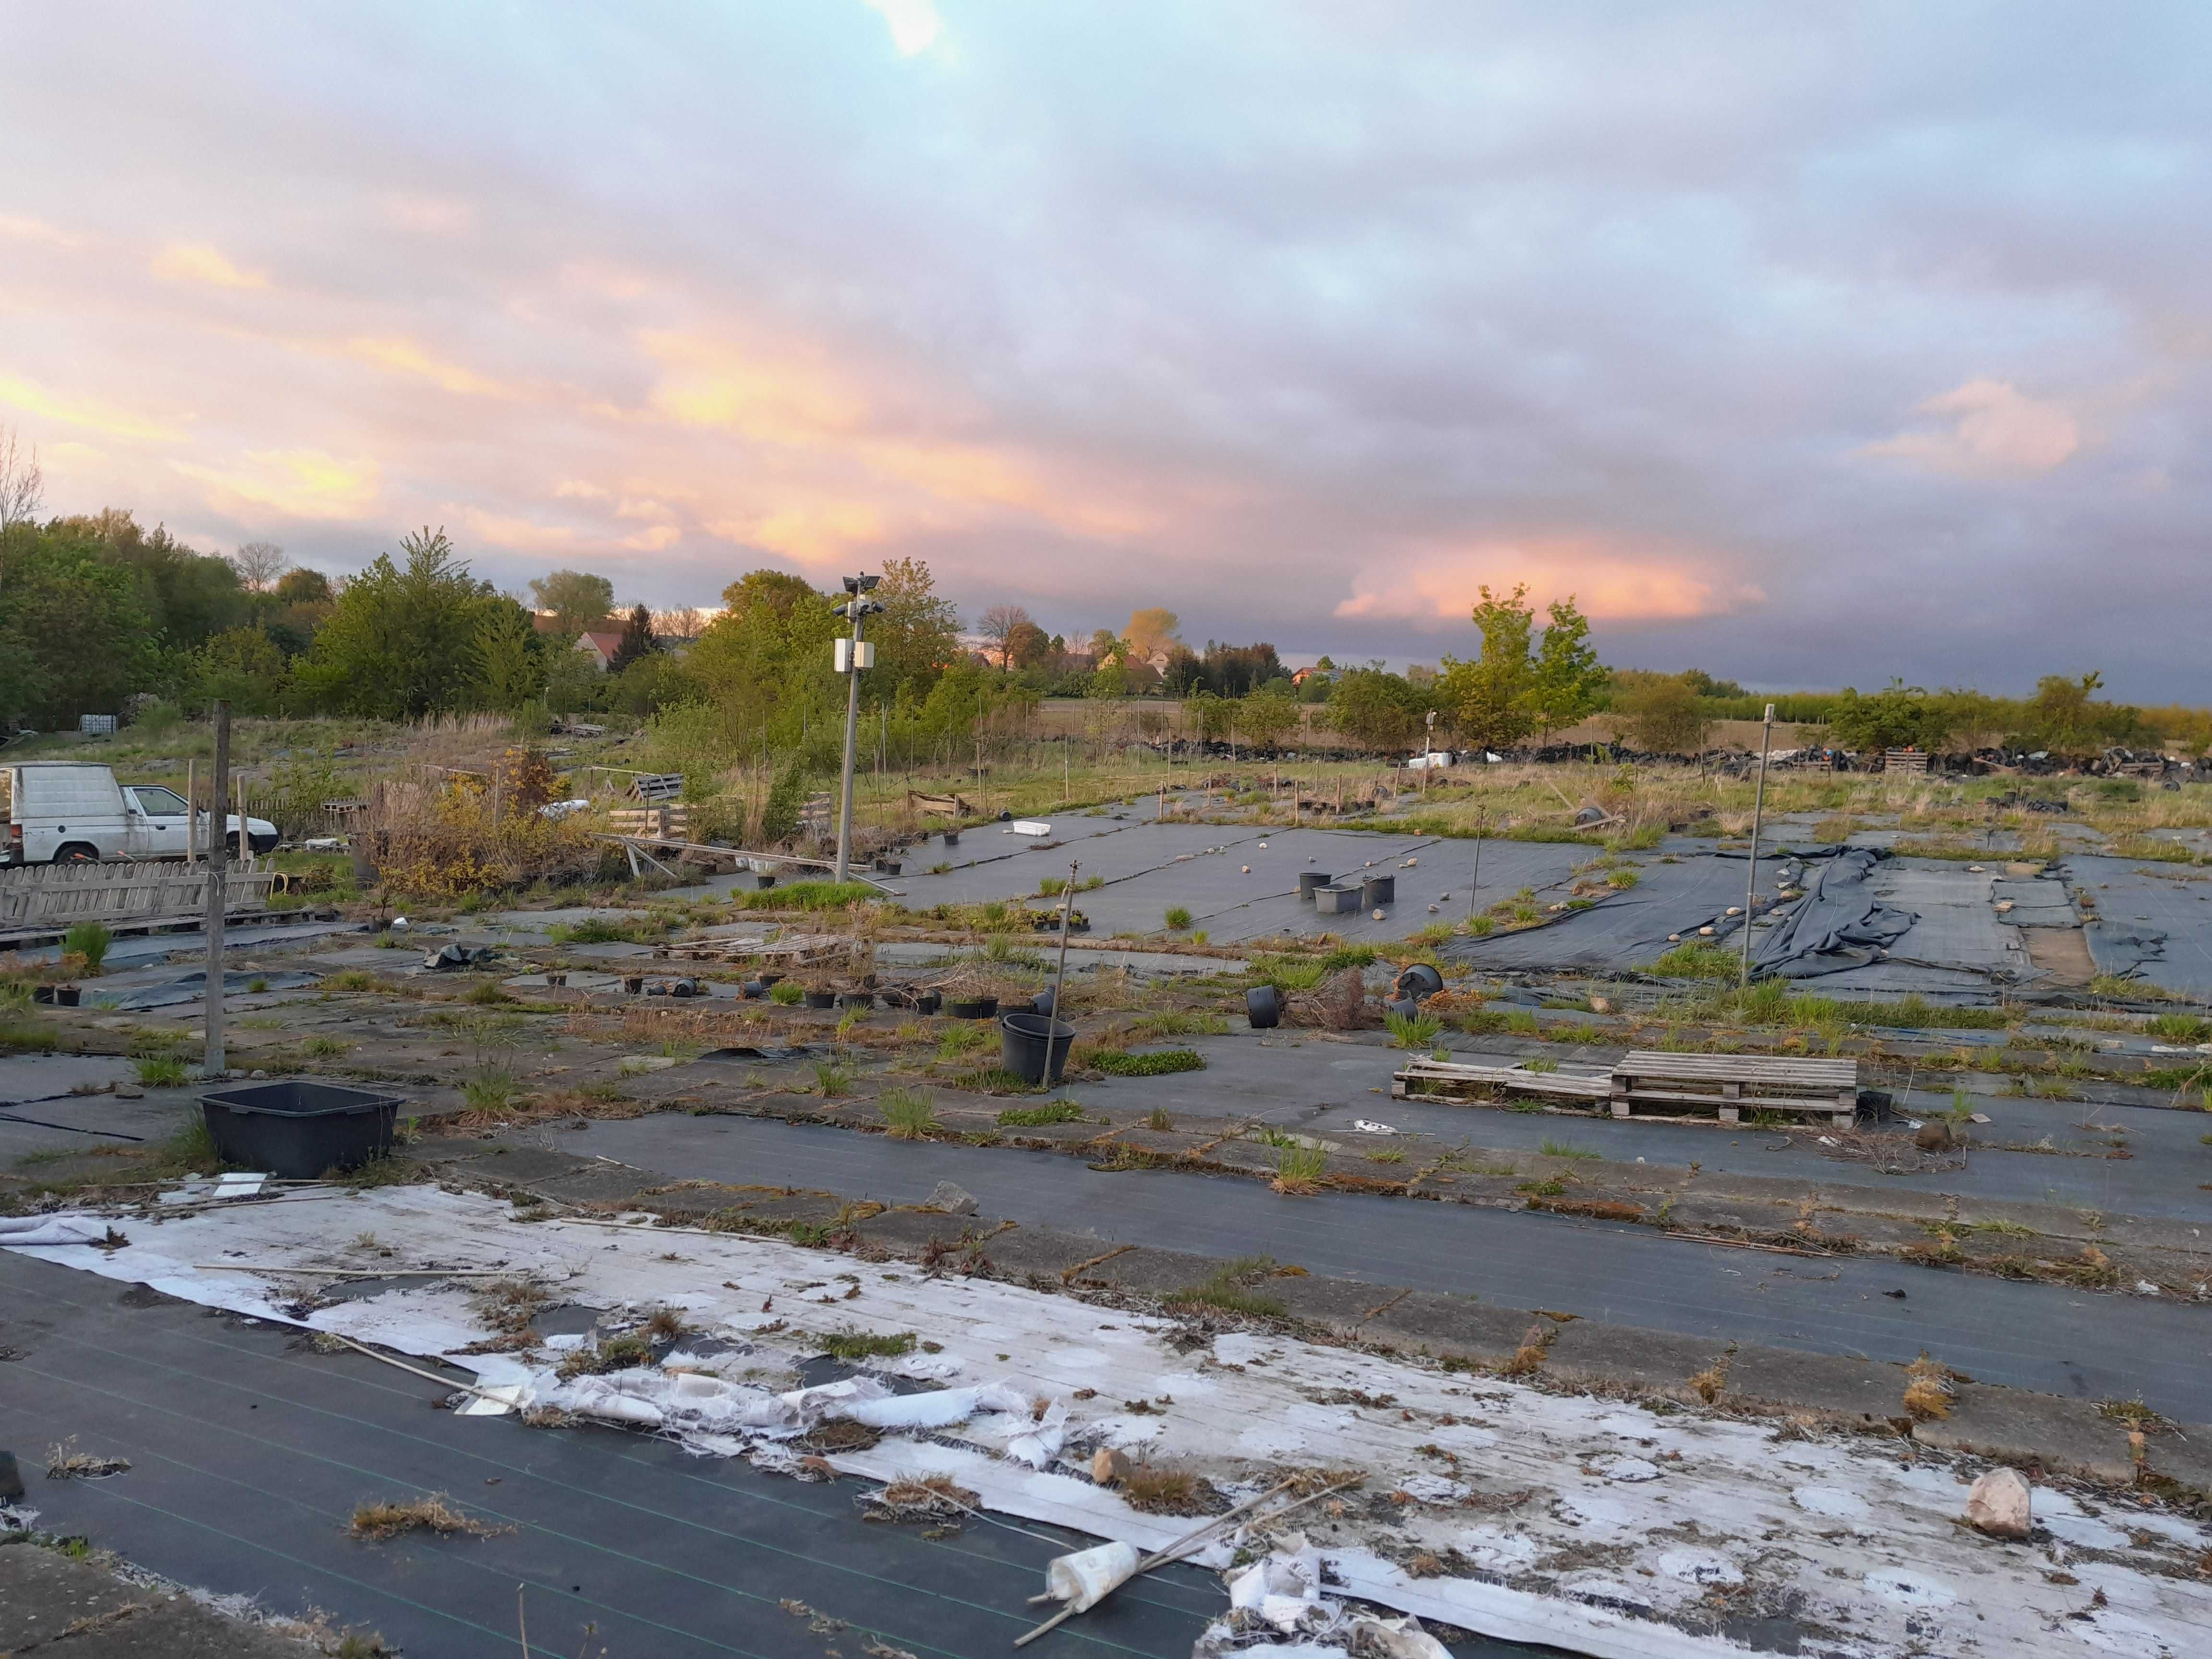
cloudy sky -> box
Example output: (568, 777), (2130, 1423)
(2, 3), (2205, 695)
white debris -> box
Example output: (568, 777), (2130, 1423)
(1044, 1539), (1140, 1612)
(1352, 1119), (1400, 1135)
(0, 1214), (114, 1246)
(13, 1185), (2211, 1659)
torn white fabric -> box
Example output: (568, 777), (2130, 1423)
(0, 1215), (114, 1246)
(11, 1185), (2210, 1659)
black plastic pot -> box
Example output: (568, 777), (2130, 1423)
(1385, 996), (1420, 1022)
(948, 996), (998, 1020)
(999, 1010), (1074, 1085)
(622, 975), (645, 995)
(740, 979), (765, 999)
(914, 990), (942, 1015)
(34, 985), (82, 1007)
(757, 972), (784, 986)
(1395, 962), (1443, 1000)
(1313, 885), (1359, 915)
(837, 990), (875, 1009)
(1246, 985), (1281, 1029)
(1031, 986), (1056, 1015)
(943, 830), (960, 845)
(1361, 875), (1396, 907)
(1297, 871), (1333, 900)
(804, 990), (837, 1010)
(199, 1080), (403, 1179)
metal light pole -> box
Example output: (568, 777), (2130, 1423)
(1740, 702), (1776, 987)
(1423, 709), (1436, 796)
(831, 574), (883, 884)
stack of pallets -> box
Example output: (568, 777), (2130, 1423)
(1609, 1051), (1859, 1128)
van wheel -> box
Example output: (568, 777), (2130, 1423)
(54, 843), (99, 864)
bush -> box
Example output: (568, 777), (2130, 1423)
(64, 922), (112, 974)
(769, 980), (805, 1005)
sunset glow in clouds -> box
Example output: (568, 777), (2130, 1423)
(2, 3), (2208, 691)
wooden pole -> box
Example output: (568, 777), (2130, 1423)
(185, 758), (197, 866)
(203, 700), (230, 1077)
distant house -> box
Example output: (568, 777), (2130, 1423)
(1290, 665), (1318, 686)
(572, 630), (625, 670)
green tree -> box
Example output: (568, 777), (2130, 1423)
(1528, 598), (1606, 737)
(1238, 683), (1302, 749)
(1439, 584), (1538, 751)
(1324, 666), (1422, 752)
(758, 759), (810, 844)
(474, 605), (547, 711)
(1829, 680), (1952, 754)
(293, 528), (516, 718)
(192, 625), (290, 716)
(273, 566), (332, 605)
(1184, 689), (1236, 744)
(608, 603), (657, 675)
(866, 556), (961, 703)
(0, 532), (157, 724)
(528, 569), (615, 639)
(1608, 673), (1707, 755)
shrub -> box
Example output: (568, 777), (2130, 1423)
(63, 922), (112, 974)
(769, 980), (805, 1005)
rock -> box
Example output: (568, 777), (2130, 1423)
(249, 1069), (268, 1080)
(1091, 1447), (1131, 1486)
(113, 1083), (144, 1099)
(1588, 996), (1611, 1014)
(1914, 1119), (1957, 1151)
(1965, 1466), (2032, 1539)
(924, 1181), (978, 1216)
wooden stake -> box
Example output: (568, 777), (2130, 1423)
(203, 701), (229, 1076)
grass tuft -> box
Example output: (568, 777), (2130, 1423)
(879, 1087), (938, 1139)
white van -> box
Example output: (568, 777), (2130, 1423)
(1, 763), (276, 864)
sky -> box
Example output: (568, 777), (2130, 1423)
(1, 2), (2206, 697)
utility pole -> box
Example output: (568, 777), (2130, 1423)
(1423, 710), (1436, 796)
(1740, 702), (1776, 986)
(831, 573), (882, 883)
(203, 700), (230, 1076)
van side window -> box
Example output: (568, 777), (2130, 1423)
(132, 786), (191, 815)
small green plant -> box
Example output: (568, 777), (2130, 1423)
(247, 976), (269, 993)
(1147, 1105), (1174, 1130)
(1384, 1010), (1443, 1049)
(769, 980), (805, 1006)
(1505, 1008), (1539, 1034)
(998, 1100), (1085, 1126)
(739, 880), (880, 911)
(63, 922), (113, 974)
(819, 1329), (916, 1361)
(1538, 1138), (1597, 1160)
(1091, 1048), (1205, 1076)
(1190, 929), (1209, 945)
(937, 1022), (993, 1060)
(1517, 1177), (1567, 1197)
(1271, 1143), (1327, 1189)
(813, 1059), (855, 1097)
(1648, 941), (1737, 979)
(1164, 906), (1193, 930)
(1522, 1056), (1558, 1073)
(133, 1054), (189, 1088)
(1605, 868), (1640, 889)
(2149, 1012), (2210, 1043)
(462, 1071), (519, 1111)
(1466, 914), (1495, 937)
(1128, 1011), (1229, 1039)
(326, 969), (380, 991)
(878, 1087), (937, 1139)
(301, 1035), (353, 1058)
(1166, 1257), (1287, 1318)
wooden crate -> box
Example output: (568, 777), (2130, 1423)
(1610, 1051), (1858, 1127)
(1392, 1058), (1612, 1107)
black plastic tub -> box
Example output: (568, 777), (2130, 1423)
(1395, 962), (1443, 1000)
(199, 1080), (403, 1179)
(1313, 885), (1359, 915)
(947, 996), (998, 1020)
(804, 990), (837, 1010)
(1296, 871), (1333, 900)
(1361, 874), (1396, 907)
(914, 990), (942, 1015)
(999, 1011), (1074, 1085)
(837, 990), (875, 1009)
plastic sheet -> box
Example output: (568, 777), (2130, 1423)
(1753, 848), (1915, 978)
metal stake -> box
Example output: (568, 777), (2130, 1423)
(1740, 702), (1776, 986)
(203, 700), (230, 1076)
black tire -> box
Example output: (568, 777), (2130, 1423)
(1246, 985), (1282, 1029)
(54, 843), (99, 864)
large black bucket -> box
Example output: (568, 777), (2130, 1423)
(999, 1011), (1075, 1085)
(199, 1080), (404, 1178)
(1297, 871), (1333, 900)
(1360, 874), (1396, 907)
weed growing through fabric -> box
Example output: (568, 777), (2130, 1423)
(1092, 1048), (1205, 1076)
(63, 922), (113, 974)
(769, 980), (805, 1005)
(997, 1101), (1085, 1126)
(819, 1329), (916, 1360)
(1147, 1105), (1174, 1130)
(1385, 1010), (1443, 1049)
(936, 1022), (993, 1061)
(1163, 906), (1193, 929)
(1538, 1138), (1597, 1160)
(133, 1055), (189, 1088)
(813, 1059), (855, 1097)
(1166, 1257), (1288, 1318)
(348, 1495), (510, 1541)
(879, 1087), (938, 1139)
(1271, 1142), (1327, 1193)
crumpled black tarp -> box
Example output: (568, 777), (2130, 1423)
(96, 970), (323, 1010)
(1753, 847), (1918, 979)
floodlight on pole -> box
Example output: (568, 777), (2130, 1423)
(832, 577), (883, 882)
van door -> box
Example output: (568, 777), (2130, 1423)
(123, 786), (193, 858)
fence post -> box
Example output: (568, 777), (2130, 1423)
(204, 701), (230, 1077)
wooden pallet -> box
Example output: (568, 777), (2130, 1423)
(1881, 749), (1931, 775)
(1611, 1051), (1858, 1127)
(1391, 1058), (1613, 1106)
(907, 790), (975, 818)
(611, 805), (689, 839)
